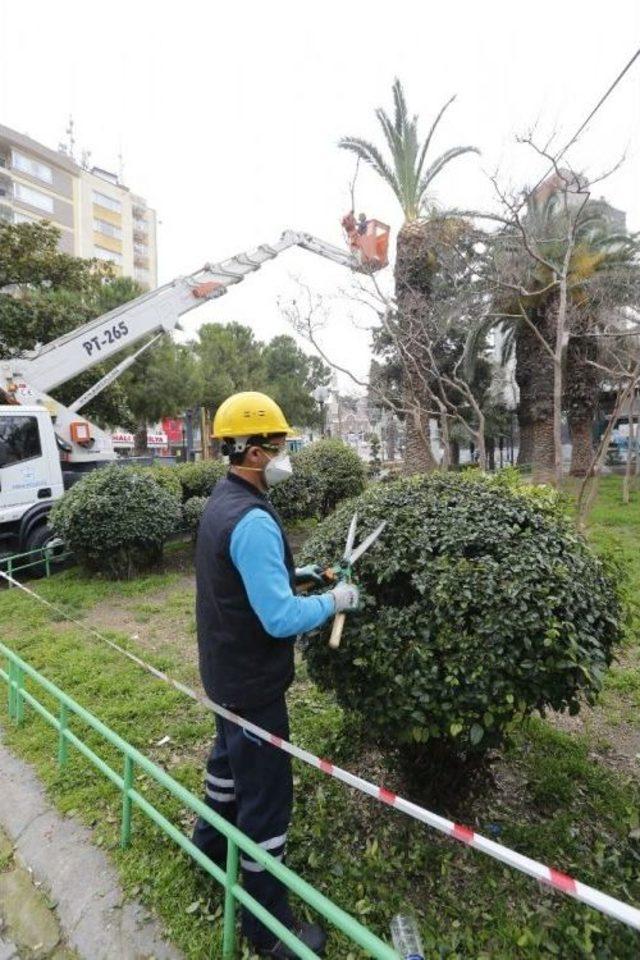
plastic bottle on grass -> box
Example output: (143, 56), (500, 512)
(390, 914), (424, 959)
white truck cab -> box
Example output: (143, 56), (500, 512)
(0, 405), (64, 553)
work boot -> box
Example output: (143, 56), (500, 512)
(258, 921), (327, 958)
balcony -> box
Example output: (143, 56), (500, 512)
(133, 224), (147, 243)
(0, 154), (8, 169)
(132, 202), (146, 219)
(0, 175), (12, 200)
(134, 253), (149, 269)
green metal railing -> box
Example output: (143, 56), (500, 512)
(0, 543), (72, 584)
(0, 641), (398, 960)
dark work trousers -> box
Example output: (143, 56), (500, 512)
(192, 695), (294, 949)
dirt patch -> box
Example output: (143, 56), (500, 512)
(550, 708), (640, 779)
(72, 574), (200, 684)
(546, 645), (640, 780)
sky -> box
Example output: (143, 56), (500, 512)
(1, 0), (639, 391)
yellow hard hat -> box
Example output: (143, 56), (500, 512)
(212, 391), (292, 439)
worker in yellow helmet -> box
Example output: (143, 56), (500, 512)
(192, 391), (358, 958)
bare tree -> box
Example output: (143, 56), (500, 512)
(461, 139), (639, 486)
(578, 358), (640, 530)
(282, 258), (492, 471)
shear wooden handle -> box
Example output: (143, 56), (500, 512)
(328, 612), (346, 649)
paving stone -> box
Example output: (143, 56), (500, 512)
(0, 731), (183, 959)
(0, 865), (60, 956)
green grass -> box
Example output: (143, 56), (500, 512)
(0, 481), (639, 959)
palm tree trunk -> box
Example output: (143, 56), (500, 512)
(515, 306), (555, 484)
(568, 417), (595, 477)
(403, 411), (437, 474)
(532, 420), (556, 484)
(566, 316), (600, 478)
(517, 418), (534, 469)
(395, 220), (439, 474)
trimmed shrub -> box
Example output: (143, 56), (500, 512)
(270, 439), (366, 521)
(134, 465), (182, 500)
(183, 496), (207, 538)
(175, 460), (226, 501)
(50, 465), (182, 579)
(299, 472), (622, 791)
(269, 455), (323, 523)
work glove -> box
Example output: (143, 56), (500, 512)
(295, 564), (325, 585)
(329, 581), (360, 613)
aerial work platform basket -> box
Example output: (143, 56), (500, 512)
(341, 212), (390, 272)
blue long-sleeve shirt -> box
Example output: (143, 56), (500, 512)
(230, 508), (335, 638)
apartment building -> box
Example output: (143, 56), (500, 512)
(0, 123), (157, 289)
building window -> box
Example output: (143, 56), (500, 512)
(11, 150), (53, 184)
(133, 241), (148, 256)
(14, 210), (38, 224)
(14, 182), (54, 213)
(93, 246), (123, 265)
(0, 205), (13, 223)
(94, 218), (122, 239)
(93, 190), (121, 213)
(133, 217), (147, 232)
(0, 416), (42, 469)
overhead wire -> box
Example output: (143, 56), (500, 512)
(520, 45), (640, 209)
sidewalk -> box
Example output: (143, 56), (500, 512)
(0, 729), (183, 960)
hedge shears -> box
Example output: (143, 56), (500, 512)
(327, 512), (386, 650)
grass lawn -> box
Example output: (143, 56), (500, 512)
(0, 478), (639, 959)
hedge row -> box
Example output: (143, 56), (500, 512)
(50, 441), (367, 577)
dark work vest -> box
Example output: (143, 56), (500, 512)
(195, 472), (296, 709)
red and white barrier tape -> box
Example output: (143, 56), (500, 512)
(2, 569), (639, 932)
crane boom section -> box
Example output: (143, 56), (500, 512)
(6, 231), (359, 396)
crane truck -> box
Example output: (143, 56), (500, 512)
(0, 223), (389, 557)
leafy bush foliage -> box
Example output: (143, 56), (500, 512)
(271, 439), (366, 521)
(300, 472), (622, 783)
(183, 496), (207, 537)
(175, 460), (226, 501)
(269, 455), (323, 523)
(50, 465), (182, 578)
(134, 465), (182, 499)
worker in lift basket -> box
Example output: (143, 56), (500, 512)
(192, 391), (359, 958)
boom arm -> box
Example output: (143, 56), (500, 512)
(0, 230), (367, 465)
(3, 231), (359, 399)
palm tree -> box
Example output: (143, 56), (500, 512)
(340, 80), (479, 472)
(564, 224), (640, 475)
(477, 185), (639, 481)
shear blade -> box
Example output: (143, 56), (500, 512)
(350, 520), (387, 566)
(343, 512), (358, 562)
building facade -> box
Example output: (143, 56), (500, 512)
(0, 124), (157, 289)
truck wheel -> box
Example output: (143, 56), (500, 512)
(25, 525), (66, 579)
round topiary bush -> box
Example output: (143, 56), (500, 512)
(301, 439), (367, 515)
(50, 465), (182, 578)
(175, 461), (226, 501)
(299, 472), (622, 791)
(269, 453), (323, 523)
(134, 465), (182, 499)
(183, 495), (207, 538)
(270, 439), (366, 521)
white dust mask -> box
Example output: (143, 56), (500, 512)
(264, 451), (293, 488)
